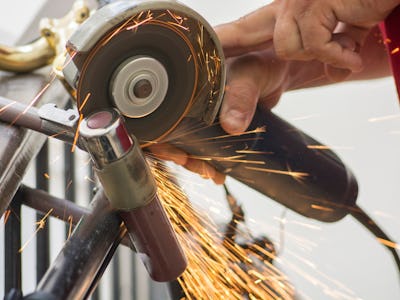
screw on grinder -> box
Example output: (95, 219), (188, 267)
(64, 0), (358, 223)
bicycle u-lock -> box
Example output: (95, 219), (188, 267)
(79, 108), (187, 282)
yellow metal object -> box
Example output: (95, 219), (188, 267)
(0, 38), (55, 72)
(0, 0), (90, 76)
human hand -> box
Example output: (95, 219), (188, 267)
(216, 0), (398, 73)
(218, 49), (289, 134)
(148, 143), (226, 185)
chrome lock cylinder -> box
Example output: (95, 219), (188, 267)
(80, 108), (156, 209)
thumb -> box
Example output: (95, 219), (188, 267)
(215, 3), (277, 58)
(220, 55), (264, 134)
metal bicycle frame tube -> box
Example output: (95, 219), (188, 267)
(33, 189), (125, 300)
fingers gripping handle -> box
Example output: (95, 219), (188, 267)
(80, 109), (187, 282)
(171, 108), (358, 222)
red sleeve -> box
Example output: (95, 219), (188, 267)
(380, 6), (400, 99)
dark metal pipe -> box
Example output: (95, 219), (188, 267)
(36, 142), (50, 283)
(0, 96), (77, 146)
(0, 96), (43, 132)
(17, 185), (134, 249)
(4, 195), (22, 293)
(34, 189), (125, 300)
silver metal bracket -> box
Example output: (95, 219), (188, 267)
(38, 103), (80, 146)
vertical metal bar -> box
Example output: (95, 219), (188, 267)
(36, 141), (50, 283)
(4, 194), (22, 293)
(112, 250), (121, 300)
(64, 142), (75, 241)
(64, 143), (76, 203)
(88, 160), (101, 300)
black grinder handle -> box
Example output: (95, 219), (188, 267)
(171, 108), (358, 222)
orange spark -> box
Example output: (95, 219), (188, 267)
(71, 113), (83, 153)
(368, 114), (400, 122)
(43, 172), (50, 179)
(384, 38), (392, 44)
(391, 47), (400, 55)
(3, 209), (11, 225)
(236, 150), (274, 155)
(310, 205), (334, 212)
(65, 179), (73, 192)
(56, 50), (77, 71)
(245, 166), (309, 179)
(0, 100), (16, 114)
(167, 21), (189, 31)
(50, 129), (70, 138)
(67, 215), (73, 239)
(377, 238), (399, 250)
(78, 92), (91, 112)
(19, 208), (53, 253)
(307, 145), (353, 150)
(10, 74), (56, 127)
(126, 16), (154, 31)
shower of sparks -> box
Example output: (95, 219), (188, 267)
(169, 126), (266, 146)
(187, 154), (266, 165)
(151, 160), (295, 299)
(281, 231), (367, 298)
(19, 209), (53, 253)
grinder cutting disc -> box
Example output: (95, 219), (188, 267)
(63, 0), (225, 145)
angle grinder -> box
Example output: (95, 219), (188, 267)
(64, 0), (358, 224)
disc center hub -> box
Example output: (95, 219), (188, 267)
(111, 56), (168, 118)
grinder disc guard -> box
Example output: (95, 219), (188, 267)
(64, 0), (225, 145)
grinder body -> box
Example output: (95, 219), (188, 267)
(64, 0), (358, 226)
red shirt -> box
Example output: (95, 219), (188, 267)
(381, 6), (400, 98)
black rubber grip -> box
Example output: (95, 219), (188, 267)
(171, 108), (358, 222)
